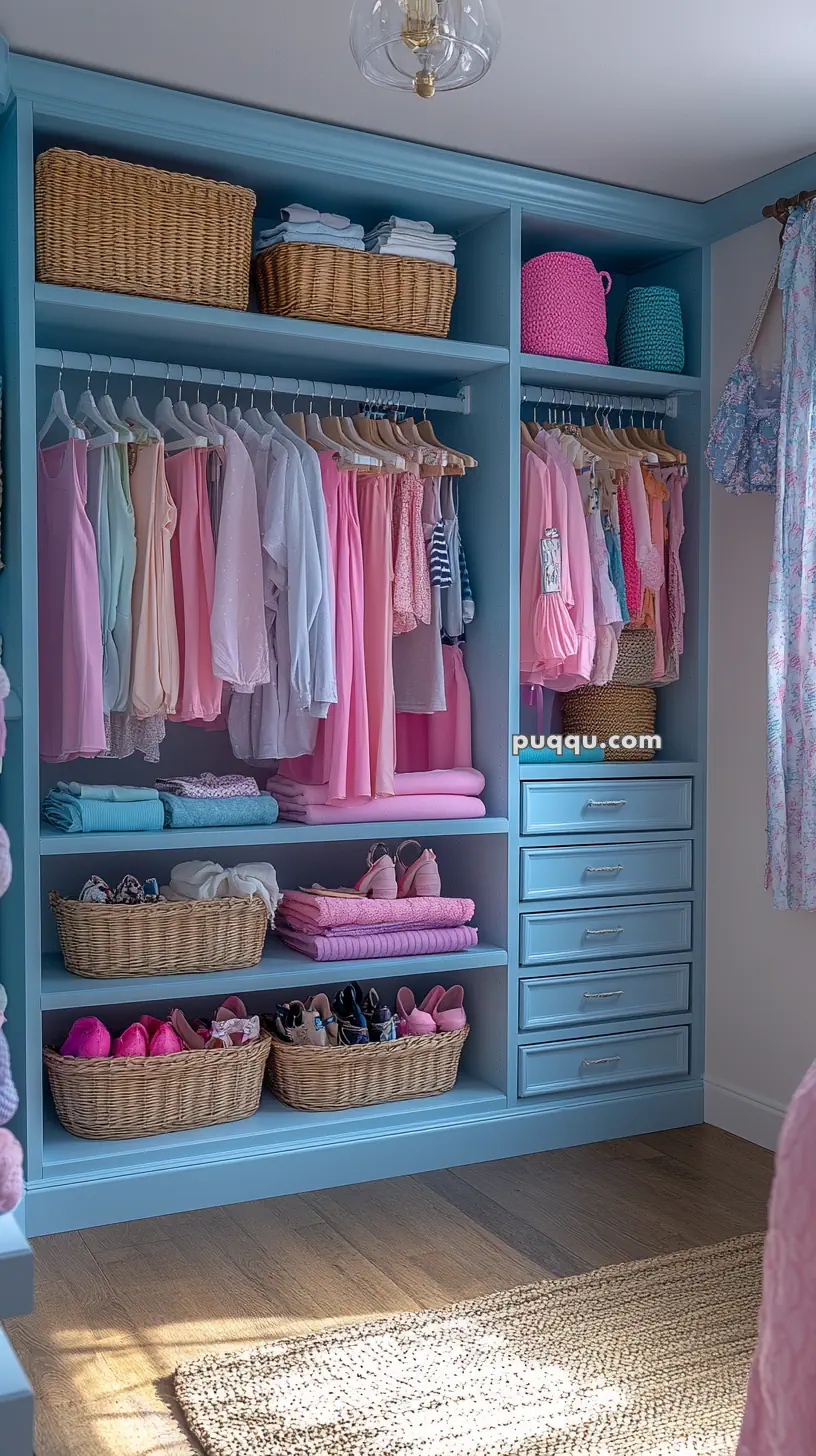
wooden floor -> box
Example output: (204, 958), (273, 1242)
(7, 1125), (773, 1456)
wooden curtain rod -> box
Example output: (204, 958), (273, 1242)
(762, 188), (816, 224)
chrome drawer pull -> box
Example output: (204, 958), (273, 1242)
(582, 1055), (622, 1068)
(585, 865), (624, 874)
(584, 926), (624, 937)
(582, 989), (624, 1000)
(586, 799), (627, 808)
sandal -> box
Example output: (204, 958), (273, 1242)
(354, 843), (398, 899)
(396, 841), (441, 898)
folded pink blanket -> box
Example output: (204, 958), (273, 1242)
(269, 768), (485, 805)
(276, 925), (478, 962)
(275, 795), (486, 825)
(281, 916), (471, 938)
(280, 891), (475, 930)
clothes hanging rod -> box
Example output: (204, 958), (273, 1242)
(521, 386), (677, 419)
(762, 188), (816, 225)
(34, 349), (471, 415)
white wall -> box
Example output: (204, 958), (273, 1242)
(705, 218), (816, 1148)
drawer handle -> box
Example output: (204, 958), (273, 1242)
(586, 799), (627, 808)
(582, 989), (624, 1000)
(584, 927), (624, 937)
(582, 1056), (622, 1068)
(585, 865), (624, 875)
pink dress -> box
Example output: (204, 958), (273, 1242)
(38, 438), (106, 761)
(737, 1058), (816, 1456)
(533, 433), (596, 691)
(392, 472), (432, 634)
(519, 446), (577, 682)
(357, 473), (396, 798)
(618, 481), (643, 619)
(165, 448), (222, 723)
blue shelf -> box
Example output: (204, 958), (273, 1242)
(515, 760), (699, 781)
(35, 285), (509, 389)
(519, 353), (702, 397)
(0, 1215), (33, 1320)
(41, 940), (508, 1009)
(40, 816), (509, 855)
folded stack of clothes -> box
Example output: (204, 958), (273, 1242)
(255, 203), (365, 254)
(364, 216), (456, 267)
(276, 890), (477, 962)
(43, 783), (164, 834)
(269, 767), (485, 825)
(155, 773), (279, 829)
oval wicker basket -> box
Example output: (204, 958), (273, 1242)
(266, 1026), (469, 1112)
(44, 1031), (272, 1140)
(253, 242), (457, 338)
(562, 685), (658, 761)
(49, 892), (268, 979)
(611, 627), (657, 687)
(35, 148), (256, 310)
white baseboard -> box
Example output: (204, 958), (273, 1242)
(704, 1076), (786, 1150)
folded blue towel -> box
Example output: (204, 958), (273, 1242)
(42, 790), (165, 834)
(517, 745), (605, 764)
(160, 793), (279, 829)
(57, 782), (160, 802)
(255, 222), (365, 251)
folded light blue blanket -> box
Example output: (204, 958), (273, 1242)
(43, 790), (165, 834)
(160, 793), (279, 829)
(57, 782), (159, 802)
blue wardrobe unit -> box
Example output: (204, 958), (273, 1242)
(0, 39), (722, 1249)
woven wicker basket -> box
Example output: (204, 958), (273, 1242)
(611, 627), (657, 687)
(562, 685), (658, 761)
(49, 892), (268, 979)
(44, 1031), (272, 1140)
(266, 1026), (469, 1112)
(35, 148), (256, 310)
(253, 242), (457, 337)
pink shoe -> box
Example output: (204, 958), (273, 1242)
(112, 1023), (149, 1057)
(60, 1016), (111, 1059)
(355, 843), (398, 899)
(148, 1023), (184, 1056)
(395, 987), (436, 1037)
(170, 1008), (209, 1050)
(139, 1014), (164, 1039)
(432, 985), (467, 1032)
(396, 841), (441, 898)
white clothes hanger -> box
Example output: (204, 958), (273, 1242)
(97, 358), (134, 442)
(155, 368), (207, 452)
(39, 353), (86, 445)
(122, 359), (161, 440)
(182, 367), (223, 446)
(74, 362), (118, 450)
(209, 371), (229, 429)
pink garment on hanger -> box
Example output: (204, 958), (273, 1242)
(209, 426), (269, 693)
(656, 467), (686, 684)
(519, 446), (577, 681)
(617, 482), (643, 619)
(129, 439), (179, 719)
(392, 472), (432, 634)
(280, 456), (371, 804)
(38, 438), (107, 761)
(396, 644), (473, 772)
(736, 1058), (816, 1456)
(165, 448), (222, 723)
(357, 473), (396, 797)
(644, 471), (667, 680)
(523, 435), (595, 691)
(625, 460), (663, 589)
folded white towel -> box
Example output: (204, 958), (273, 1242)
(387, 216), (434, 233)
(162, 859), (283, 923)
(258, 220), (365, 243)
(281, 203), (353, 230)
(369, 241), (456, 266)
(365, 226), (456, 249)
(255, 225), (365, 254)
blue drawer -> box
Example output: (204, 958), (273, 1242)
(520, 901), (692, 966)
(521, 778), (692, 836)
(519, 963), (690, 1030)
(520, 840), (692, 901)
(518, 1026), (689, 1097)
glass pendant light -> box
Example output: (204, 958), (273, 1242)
(350, 0), (501, 99)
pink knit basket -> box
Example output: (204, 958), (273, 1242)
(521, 251), (612, 363)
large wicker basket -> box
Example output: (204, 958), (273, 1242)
(35, 148), (256, 310)
(49, 892), (268, 978)
(44, 1032), (272, 1140)
(266, 1026), (469, 1112)
(253, 242), (457, 337)
(562, 684), (658, 761)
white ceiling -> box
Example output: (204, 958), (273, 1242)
(1, 0), (815, 202)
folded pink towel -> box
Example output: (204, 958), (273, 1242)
(280, 891), (475, 930)
(269, 768), (485, 804)
(276, 925), (478, 962)
(280, 916), (471, 938)
(275, 795), (486, 825)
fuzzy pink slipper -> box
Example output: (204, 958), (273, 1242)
(112, 1023), (149, 1057)
(139, 1014), (164, 1039)
(0, 1128), (23, 1214)
(148, 1023), (184, 1056)
(60, 1016), (111, 1058)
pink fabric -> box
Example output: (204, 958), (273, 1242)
(209, 427), (269, 693)
(272, 768), (484, 805)
(736, 1058), (816, 1456)
(523, 434), (595, 691)
(396, 644), (473, 773)
(521, 252), (610, 364)
(165, 447), (222, 723)
(392, 472), (432, 634)
(618, 482), (643, 619)
(358, 473), (396, 797)
(519, 446), (577, 682)
(625, 461), (663, 589)
(274, 794), (486, 825)
(276, 924), (478, 961)
(280, 891), (475, 930)
(280, 458), (371, 803)
(656, 467), (686, 684)
(38, 439), (107, 762)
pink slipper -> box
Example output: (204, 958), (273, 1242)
(60, 1016), (111, 1059)
(139, 1014), (164, 1039)
(419, 985), (446, 1016)
(355, 843), (398, 899)
(112, 1023), (149, 1057)
(432, 985), (467, 1032)
(395, 987), (436, 1037)
(396, 841), (441, 898)
(148, 1023), (184, 1056)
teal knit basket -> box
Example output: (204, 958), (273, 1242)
(615, 286), (685, 373)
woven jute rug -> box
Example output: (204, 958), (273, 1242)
(174, 1232), (763, 1456)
